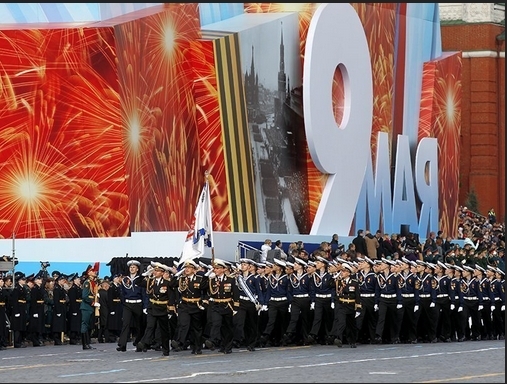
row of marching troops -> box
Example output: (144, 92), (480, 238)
(0, 265), (124, 350)
(1, 251), (504, 355)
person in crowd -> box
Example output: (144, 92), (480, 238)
(27, 272), (46, 347)
(10, 272), (28, 348)
(80, 264), (99, 350)
(67, 273), (83, 345)
(52, 273), (69, 346)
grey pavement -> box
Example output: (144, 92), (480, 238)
(0, 339), (504, 383)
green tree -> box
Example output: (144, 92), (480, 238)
(464, 188), (479, 214)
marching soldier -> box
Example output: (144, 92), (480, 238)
(52, 273), (69, 345)
(259, 258), (291, 347)
(282, 257), (312, 346)
(373, 259), (403, 344)
(307, 253), (335, 345)
(414, 260), (438, 343)
(461, 264), (483, 341)
(331, 262), (361, 348)
(449, 264), (466, 342)
(135, 261), (176, 357)
(171, 258), (209, 355)
(67, 273), (83, 345)
(397, 258), (420, 344)
(116, 260), (147, 352)
(204, 258), (239, 354)
(355, 256), (378, 344)
(256, 262), (271, 345)
(475, 264), (495, 340)
(10, 272), (28, 348)
(434, 261), (453, 342)
(490, 267), (504, 339)
(233, 258), (262, 351)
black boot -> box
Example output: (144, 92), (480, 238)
(82, 333), (91, 350)
(86, 332), (96, 349)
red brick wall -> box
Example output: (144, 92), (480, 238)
(441, 23), (505, 222)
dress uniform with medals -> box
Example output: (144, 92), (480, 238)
(433, 261), (452, 342)
(171, 258), (209, 355)
(461, 264), (483, 340)
(204, 258), (239, 354)
(80, 264), (99, 349)
(331, 262), (361, 347)
(449, 264), (466, 341)
(135, 261), (176, 357)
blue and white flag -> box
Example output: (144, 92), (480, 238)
(180, 179), (213, 263)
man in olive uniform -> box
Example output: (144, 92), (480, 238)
(80, 264), (100, 350)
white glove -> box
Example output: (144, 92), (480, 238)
(450, 304), (455, 311)
(355, 311), (361, 318)
(168, 314), (172, 319)
(374, 304), (379, 312)
(255, 303), (262, 312)
(14, 313), (20, 317)
(491, 305), (495, 312)
(396, 304), (403, 309)
(205, 271), (215, 278)
(110, 311), (115, 315)
(143, 308), (148, 315)
(414, 305), (419, 312)
(429, 302), (435, 308)
(331, 302), (335, 309)
(478, 305), (483, 311)
(457, 306), (463, 312)
(288, 304), (291, 313)
(501, 305), (505, 311)
(261, 305), (268, 312)
(310, 302), (315, 310)
(33, 313), (38, 318)
(198, 304), (205, 310)
(94, 302), (100, 307)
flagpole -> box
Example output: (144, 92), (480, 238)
(205, 170), (215, 265)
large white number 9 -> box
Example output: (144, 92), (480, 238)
(303, 3), (373, 235)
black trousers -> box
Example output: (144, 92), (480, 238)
(285, 296), (311, 343)
(356, 296), (377, 342)
(233, 299), (259, 348)
(309, 297), (334, 341)
(174, 303), (204, 351)
(399, 297), (419, 342)
(208, 302), (234, 352)
(262, 299), (289, 343)
(331, 302), (358, 344)
(141, 313), (170, 353)
(375, 297), (403, 342)
(118, 302), (145, 348)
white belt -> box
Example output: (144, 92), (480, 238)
(482, 297), (490, 301)
(419, 294), (431, 298)
(270, 297), (287, 301)
(125, 299), (142, 303)
(402, 293), (415, 298)
(361, 293), (375, 298)
(437, 294), (448, 298)
(315, 294), (331, 298)
(240, 295), (253, 301)
(293, 294), (309, 298)
(495, 297), (501, 301)
(380, 294), (397, 298)
(464, 296), (478, 301)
